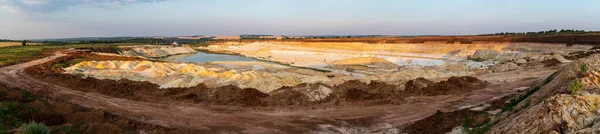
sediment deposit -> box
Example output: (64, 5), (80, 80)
(198, 42), (590, 71)
(63, 60), (334, 93)
(64, 42), (590, 94)
(119, 46), (196, 58)
(199, 42), (508, 69)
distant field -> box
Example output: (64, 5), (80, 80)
(0, 43), (137, 67)
(0, 42), (41, 47)
(213, 33), (600, 45)
(293, 34), (600, 44)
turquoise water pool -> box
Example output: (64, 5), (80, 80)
(161, 51), (263, 63)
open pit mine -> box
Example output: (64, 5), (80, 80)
(4, 40), (600, 133)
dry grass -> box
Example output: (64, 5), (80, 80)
(0, 42), (41, 48)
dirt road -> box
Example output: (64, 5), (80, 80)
(0, 50), (557, 133)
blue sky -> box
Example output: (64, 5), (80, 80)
(0, 0), (599, 39)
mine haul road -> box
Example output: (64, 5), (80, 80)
(0, 50), (557, 133)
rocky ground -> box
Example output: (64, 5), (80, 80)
(402, 47), (600, 134)
(487, 51), (600, 134)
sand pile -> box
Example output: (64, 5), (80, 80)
(331, 57), (399, 70)
(469, 50), (524, 62)
(198, 42), (509, 70)
(120, 46), (196, 58)
(489, 62), (521, 72)
(355, 67), (474, 85)
(63, 60), (331, 93)
(403, 76), (486, 96)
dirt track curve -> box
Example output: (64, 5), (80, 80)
(0, 50), (556, 133)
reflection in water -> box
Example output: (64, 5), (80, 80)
(163, 51), (444, 67)
(161, 51), (263, 63)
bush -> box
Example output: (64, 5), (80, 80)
(20, 122), (48, 134)
(0, 102), (35, 127)
(22, 91), (35, 102)
(581, 63), (588, 72)
(571, 79), (584, 94)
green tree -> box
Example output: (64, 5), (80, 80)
(22, 40), (27, 46)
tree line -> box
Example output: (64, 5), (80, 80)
(484, 29), (589, 35)
(0, 39), (18, 42)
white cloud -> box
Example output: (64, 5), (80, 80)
(0, 0), (165, 14)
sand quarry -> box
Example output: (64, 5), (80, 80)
(66, 42), (588, 91)
(17, 41), (597, 133)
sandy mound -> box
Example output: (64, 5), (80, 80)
(63, 60), (330, 93)
(489, 62), (521, 72)
(404, 76), (486, 96)
(469, 49), (524, 62)
(119, 46), (196, 58)
(331, 57), (399, 70)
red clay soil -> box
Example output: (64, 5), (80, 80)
(401, 95), (513, 134)
(403, 76), (487, 96)
(25, 51), (489, 107)
(401, 110), (490, 134)
(0, 83), (200, 134)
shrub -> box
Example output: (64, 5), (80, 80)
(581, 63), (588, 72)
(571, 79), (584, 94)
(20, 122), (49, 134)
(22, 91), (35, 102)
(0, 102), (35, 127)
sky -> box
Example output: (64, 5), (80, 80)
(0, 0), (599, 40)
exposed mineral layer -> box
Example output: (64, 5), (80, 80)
(64, 60), (332, 93)
(119, 46), (197, 58)
(198, 42), (591, 70)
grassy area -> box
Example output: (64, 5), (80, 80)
(0, 42), (41, 48)
(0, 43), (135, 67)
